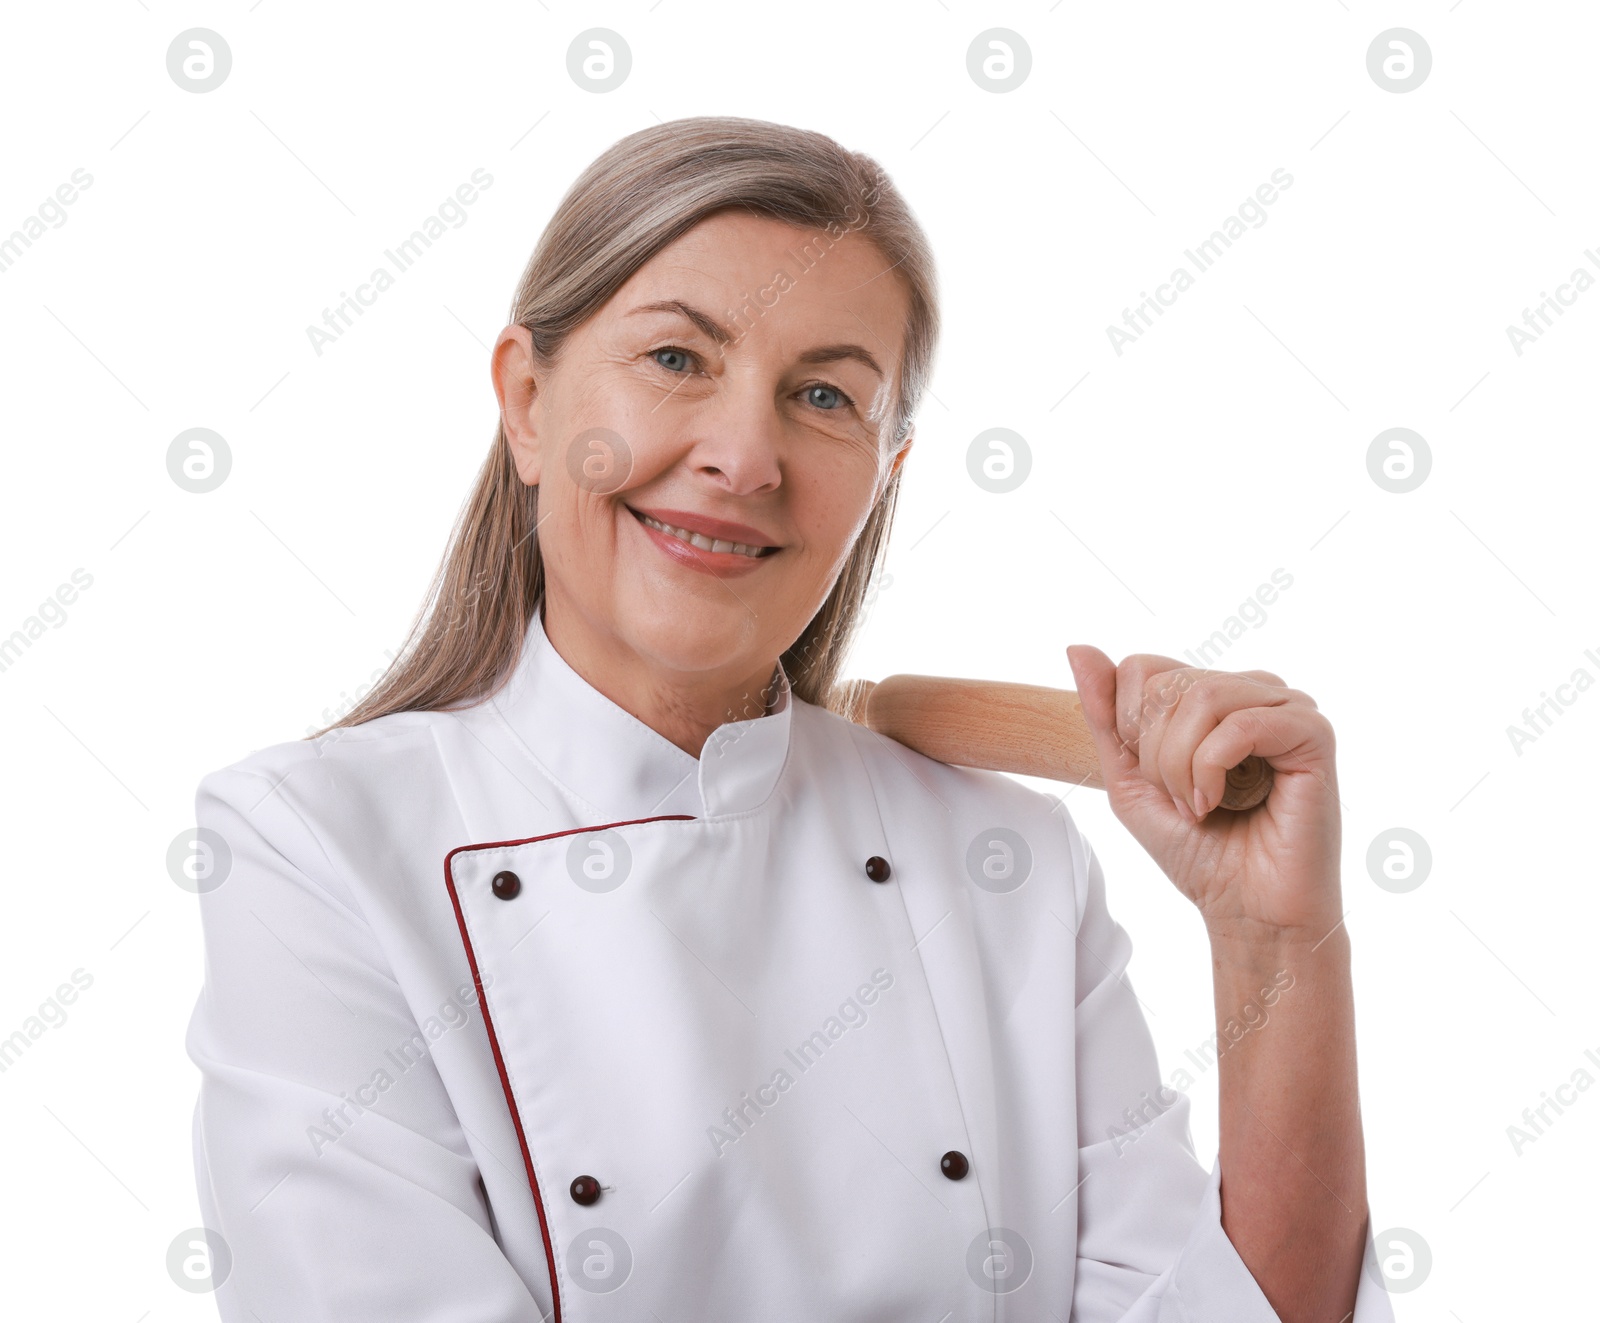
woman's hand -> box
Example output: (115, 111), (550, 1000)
(1065, 644), (1343, 947)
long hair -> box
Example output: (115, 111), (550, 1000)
(311, 115), (939, 740)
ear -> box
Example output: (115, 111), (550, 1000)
(889, 432), (913, 478)
(869, 433), (912, 507)
(491, 324), (542, 486)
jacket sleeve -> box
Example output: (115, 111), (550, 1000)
(1063, 809), (1396, 1323)
(183, 762), (547, 1321)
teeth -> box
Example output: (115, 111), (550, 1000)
(635, 511), (768, 559)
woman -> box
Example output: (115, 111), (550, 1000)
(185, 116), (1392, 1322)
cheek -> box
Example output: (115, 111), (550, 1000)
(541, 392), (677, 518)
(788, 456), (885, 570)
(533, 471), (626, 581)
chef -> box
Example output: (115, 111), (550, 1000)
(185, 116), (1396, 1322)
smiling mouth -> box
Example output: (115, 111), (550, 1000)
(628, 506), (779, 559)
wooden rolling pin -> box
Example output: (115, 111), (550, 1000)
(842, 675), (1274, 812)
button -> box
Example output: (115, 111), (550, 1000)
(940, 1150), (969, 1180)
(570, 1174), (601, 1205)
(864, 855), (891, 883)
(491, 870), (521, 900)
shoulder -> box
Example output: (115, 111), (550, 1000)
(192, 708), (455, 895)
(794, 694), (1056, 812)
(196, 707), (441, 803)
(793, 695), (1095, 873)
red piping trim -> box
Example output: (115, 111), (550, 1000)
(442, 813), (697, 1323)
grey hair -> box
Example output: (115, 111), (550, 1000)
(313, 115), (940, 738)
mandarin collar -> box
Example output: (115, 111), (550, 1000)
(488, 607), (794, 821)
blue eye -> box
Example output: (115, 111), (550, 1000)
(804, 383), (853, 411)
(649, 347), (855, 414)
(652, 346), (696, 373)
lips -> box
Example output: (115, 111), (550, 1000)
(626, 505), (780, 559)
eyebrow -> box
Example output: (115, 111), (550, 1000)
(627, 299), (885, 379)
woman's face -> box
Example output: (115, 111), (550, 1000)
(494, 208), (913, 703)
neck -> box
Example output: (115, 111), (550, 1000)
(540, 597), (780, 760)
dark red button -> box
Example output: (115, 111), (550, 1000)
(491, 870), (521, 900)
(940, 1150), (969, 1180)
(865, 855), (891, 883)
(570, 1174), (601, 1205)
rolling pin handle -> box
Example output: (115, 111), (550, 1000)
(847, 673), (1276, 813)
(1218, 756), (1274, 812)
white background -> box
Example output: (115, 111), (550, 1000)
(1, 2), (1592, 1318)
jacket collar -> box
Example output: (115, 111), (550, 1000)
(488, 606), (794, 821)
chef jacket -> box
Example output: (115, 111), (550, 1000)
(185, 606), (1396, 1322)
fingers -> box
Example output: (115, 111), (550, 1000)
(1191, 704), (1332, 815)
(1065, 644), (1139, 788)
(1069, 648), (1322, 818)
(1097, 655), (1317, 816)
(1109, 653), (1192, 758)
(1147, 673), (1296, 817)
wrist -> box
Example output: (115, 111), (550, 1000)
(1205, 913), (1351, 970)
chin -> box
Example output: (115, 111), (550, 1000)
(617, 593), (767, 677)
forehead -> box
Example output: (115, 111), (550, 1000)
(604, 209), (909, 362)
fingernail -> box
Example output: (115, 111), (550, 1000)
(1192, 787), (1207, 817)
(1172, 792), (1194, 822)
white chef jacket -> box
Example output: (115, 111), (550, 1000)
(185, 607), (1396, 1322)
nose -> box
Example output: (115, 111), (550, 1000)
(683, 381), (783, 496)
